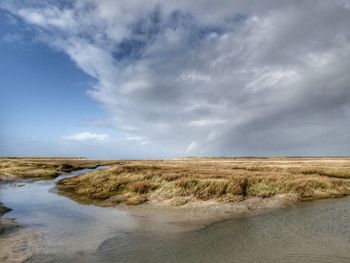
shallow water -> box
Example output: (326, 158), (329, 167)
(1, 168), (350, 262)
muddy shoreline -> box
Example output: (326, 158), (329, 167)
(117, 193), (299, 232)
(0, 180), (299, 262)
(0, 202), (40, 263)
(0, 224), (40, 263)
(0, 184), (348, 263)
(0, 193), (298, 262)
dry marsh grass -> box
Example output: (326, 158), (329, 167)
(57, 157), (350, 206)
(0, 158), (115, 180)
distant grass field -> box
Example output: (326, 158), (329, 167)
(57, 157), (350, 206)
(0, 158), (115, 180)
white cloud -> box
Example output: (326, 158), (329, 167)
(62, 132), (109, 141)
(188, 119), (226, 127)
(186, 141), (198, 152)
(3, 0), (350, 157)
(126, 136), (144, 141)
(126, 136), (151, 145)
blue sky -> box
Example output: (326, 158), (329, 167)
(1, 1), (350, 158)
(0, 11), (113, 157)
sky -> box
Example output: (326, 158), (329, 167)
(0, 0), (350, 159)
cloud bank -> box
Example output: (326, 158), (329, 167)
(2, 0), (350, 157)
(62, 132), (109, 141)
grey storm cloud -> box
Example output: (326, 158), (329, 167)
(2, 0), (350, 157)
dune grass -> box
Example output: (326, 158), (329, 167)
(0, 158), (115, 180)
(57, 157), (350, 206)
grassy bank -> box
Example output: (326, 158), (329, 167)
(57, 157), (350, 206)
(0, 158), (115, 180)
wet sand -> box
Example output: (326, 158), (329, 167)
(0, 225), (40, 263)
(0, 202), (40, 263)
(119, 193), (298, 232)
